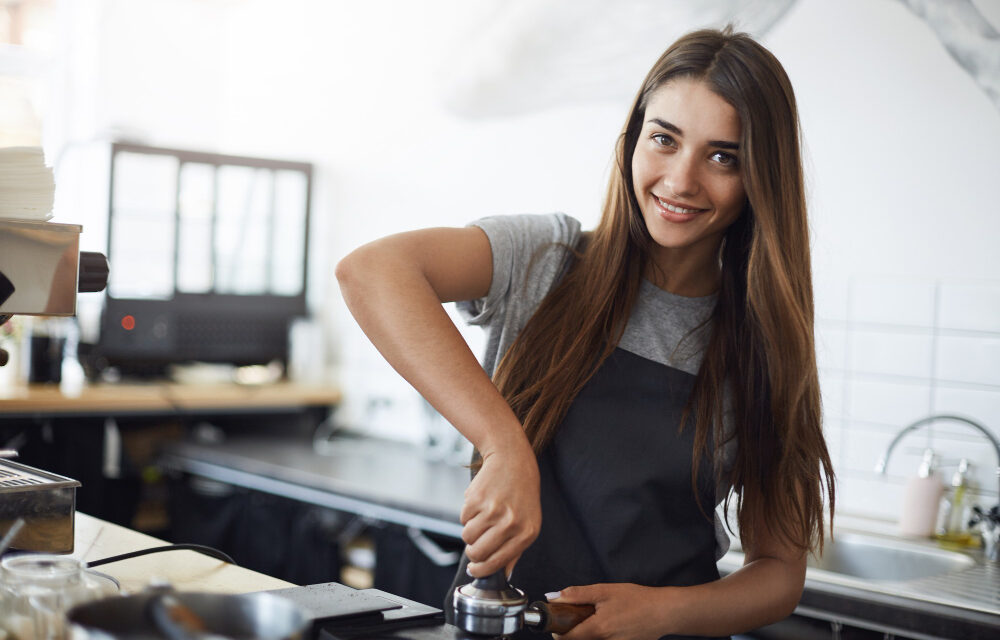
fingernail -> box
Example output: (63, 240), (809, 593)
(544, 591), (561, 600)
(466, 565), (474, 577)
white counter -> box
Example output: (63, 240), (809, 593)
(69, 511), (294, 594)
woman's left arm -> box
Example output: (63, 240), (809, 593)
(552, 533), (806, 640)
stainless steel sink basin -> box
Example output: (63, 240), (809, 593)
(807, 532), (976, 581)
(719, 529), (996, 619)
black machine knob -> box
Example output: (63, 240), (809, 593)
(78, 252), (109, 293)
(0, 269), (14, 306)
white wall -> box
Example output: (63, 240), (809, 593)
(765, 0), (1000, 522)
(43, 0), (1000, 524)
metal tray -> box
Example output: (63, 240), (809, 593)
(0, 459), (81, 553)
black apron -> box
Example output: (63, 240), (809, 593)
(447, 347), (729, 640)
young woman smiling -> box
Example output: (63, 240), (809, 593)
(337, 26), (835, 640)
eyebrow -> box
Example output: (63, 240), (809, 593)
(647, 118), (740, 150)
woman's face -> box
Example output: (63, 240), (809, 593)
(631, 77), (747, 277)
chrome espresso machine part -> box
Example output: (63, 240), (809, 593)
(0, 217), (108, 363)
(0, 461), (81, 553)
(0, 218), (108, 318)
(454, 570), (595, 636)
(0, 217), (108, 554)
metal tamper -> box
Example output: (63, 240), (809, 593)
(454, 570), (594, 636)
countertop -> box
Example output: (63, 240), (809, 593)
(70, 511), (294, 593)
(67, 512), (462, 640)
(162, 433), (1000, 639)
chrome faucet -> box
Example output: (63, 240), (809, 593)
(875, 414), (1000, 561)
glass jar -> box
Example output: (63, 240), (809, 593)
(0, 554), (118, 640)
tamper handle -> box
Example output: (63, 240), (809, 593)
(471, 569), (510, 591)
(527, 601), (595, 634)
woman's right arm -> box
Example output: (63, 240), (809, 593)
(335, 226), (541, 577)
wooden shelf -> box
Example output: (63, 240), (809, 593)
(0, 381), (340, 417)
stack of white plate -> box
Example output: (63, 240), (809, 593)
(0, 147), (54, 221)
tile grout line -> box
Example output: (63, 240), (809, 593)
(839, 276), (855, 478)
(928, 280), (941, 450)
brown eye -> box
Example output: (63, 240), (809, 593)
(652, 133), (676, 148)
(712, 151), (738, 167)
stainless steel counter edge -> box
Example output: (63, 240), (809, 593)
(719, 550), (999, 633)
(161, 453), (463, 539)
(159, 435), (468, 539)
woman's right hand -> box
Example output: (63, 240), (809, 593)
(337, 226), (541, 575)
(460, 436), (541, 578)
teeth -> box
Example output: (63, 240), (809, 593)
(657, 197), (700, 214)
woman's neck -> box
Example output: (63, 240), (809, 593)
(644, 246), (722, 297)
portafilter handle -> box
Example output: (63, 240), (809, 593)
(524, 600), (596, 634)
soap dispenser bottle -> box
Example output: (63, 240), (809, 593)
(935, 459), (975, 548)
(898, 449), (944, 538)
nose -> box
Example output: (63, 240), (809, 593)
(663, 154), (700, 199)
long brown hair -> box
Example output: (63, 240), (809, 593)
(491, 27), (834, 554)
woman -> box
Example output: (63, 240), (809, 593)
(337, 26), (835, 640)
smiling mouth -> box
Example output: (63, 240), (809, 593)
(655, 195), (706, 215)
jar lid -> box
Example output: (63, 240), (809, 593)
(1, 554), (83, 582)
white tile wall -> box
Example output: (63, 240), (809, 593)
(937, 282), (1000, 332)
(815, 322), (847, 372)
(848, 329), (934, 379)
(819, 372), (845, 419)
(833, 277), (1000, 523)
(823, 422), (843, 467)
(837, 474), (906, 523)
(935, 335), (1000, 387)
(814, 275), (849, 323)
(841, 425), (928, 478)
(848, 277), (936, 328)
(848, 378), (931, 428)
(933, 386), (1000, 433)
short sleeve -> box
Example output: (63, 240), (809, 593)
(456, 213), (581, 327)
(454, 213), (582, 377)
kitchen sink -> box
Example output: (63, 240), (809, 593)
(807, 532), (976, 581)
(720, 529), (996, 633)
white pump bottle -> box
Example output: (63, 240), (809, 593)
(898, 449), (944, 538)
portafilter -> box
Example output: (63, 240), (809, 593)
(454, 570), (594, 636)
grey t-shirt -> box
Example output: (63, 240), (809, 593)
(457, 212), (735, 559)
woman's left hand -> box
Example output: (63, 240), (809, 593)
(549, 583), (674, 640)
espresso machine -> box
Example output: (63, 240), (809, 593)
(0, 217), (108, 553)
